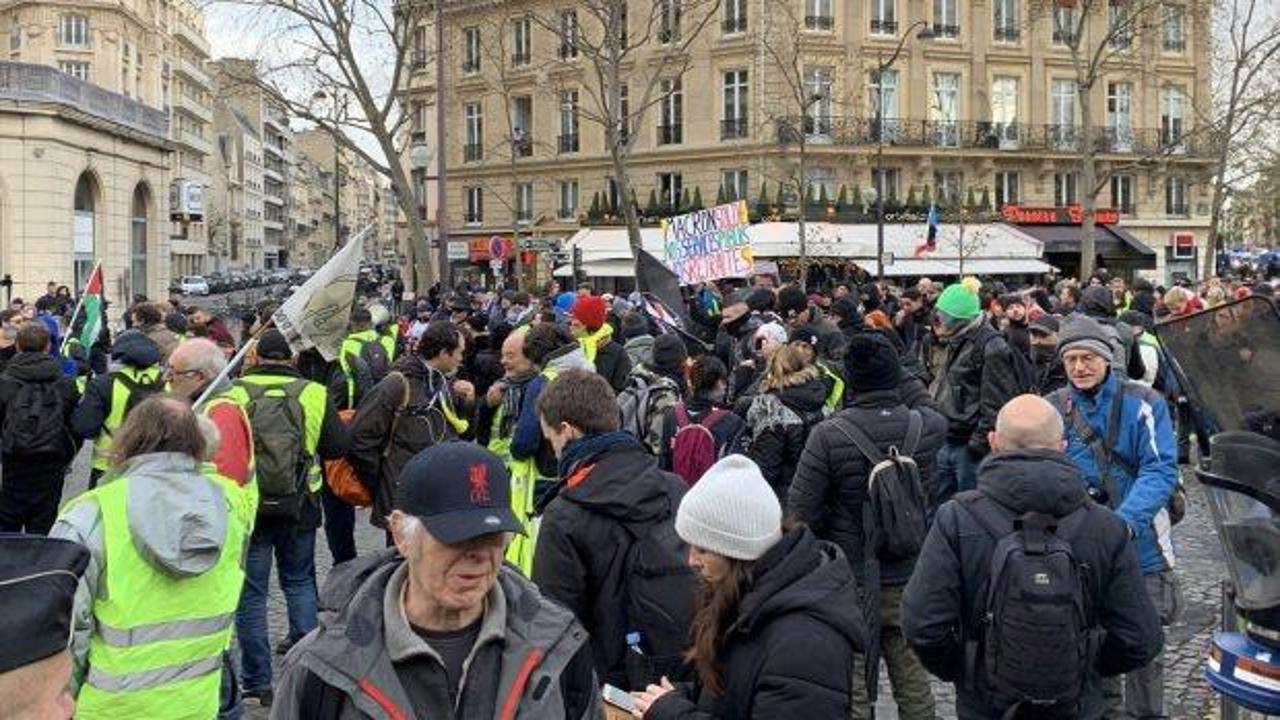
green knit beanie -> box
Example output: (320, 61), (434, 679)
(935, 284), (980, 321)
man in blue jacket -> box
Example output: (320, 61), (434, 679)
(1048, 314), (1179, 720)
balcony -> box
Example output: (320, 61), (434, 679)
(464, 143), (482, 162)
(805, 15), (834, 30)
(722, 16), (747, 34)
(657, 124), (683, 145)
(1167, 202), (1190, 217)
(558, 133), (579, 153)
(173, 92), (212, 123)
(994, 26), (1019, 41)
(173, 19), (210, 55)
(178, 129), (213, 155)
(511, 52), (530, 66)
(932, 23), (960, 38)
(1164, 38), (1186, 52)
(411, 51), (428, 70)
(721, 117), (748, 140)
(462, 59), (479, 74)
(512, 136), (532, 157)
(870, 19), (898, 34)
(176, 57), (210, 88)
(1053, 29), (1076, 45)
(464, 211), (482, 224)
(558, 43), (577, 60)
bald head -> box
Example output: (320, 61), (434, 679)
(990, 394), (1066, 453)
(500, 326), (533, 376)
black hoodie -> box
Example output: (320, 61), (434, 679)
(0, 352), (79, 461)
(902, 449), (1162, 719)
(71, 330), (162, 442)
(745, 373), (828, 501)
(647, 528), (866, 720)
(532, 439), (687, 687)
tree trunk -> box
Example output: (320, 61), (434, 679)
(377, 132), (428, 294)
(796, 139), (808, 289)
(1078, 86), (1098, 280)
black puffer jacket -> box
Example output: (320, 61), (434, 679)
(646, 528), (865, 720)
(933, 315), (1025, 455)
(593, 337), (633, 393)
(0, 351), (80, 461)
(788, 390), (948, 585)
(532, 442), (687, 687)
(902, 449), (1162, 720)
(745, 373), (828, 500)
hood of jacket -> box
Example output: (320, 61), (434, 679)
(110, 329), (162, 368)
(3, 351), (64, 382)
(623, 335), (655, 363)
(560, 443), (684, 524)
(734, 528), (865, 650)
(118, 452), (229, 578)
(774, 374), (829, 415)
(544, 344), (594, 374)
(976, 448), (1089, 517)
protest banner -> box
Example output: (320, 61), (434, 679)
(660, 200), (753, 285)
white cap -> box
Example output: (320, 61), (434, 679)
(675, 455), (782, 561)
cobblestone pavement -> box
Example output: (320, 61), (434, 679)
(57, 452), (1227, 719)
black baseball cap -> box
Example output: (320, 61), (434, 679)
(0, 535), (89, 673)
(395, 442), (523, 544)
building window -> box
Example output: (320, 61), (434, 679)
(1161, 86), (1185, 150)
(658, 172), (683, 208)
(512, 96), (532, 156)
(462, 27), (480, 73)
(724, 0), (747, 34)
(512, 16), (531, 66)
(994, 171), (1019, 208)
(722, 169), (748, 201)
(1050, 79), (1075, 148)
(465, 186), (483, 223)
(804, 67), (833, 136)
(933, 0), (959, 37)
(412, 26), (428, 68)
(805, 0), (833, 30)
(1163, 5), (1185, 52)
(872, 168), (900, 202)
(73, 173), (95, 292)
(1166, 176), (1188, 216)
(993, 0), (1018, 41)
(1054, 172), (1078, 205)
(659, 0), (681, 43)
(131, 186), (149, 299)
(1111, 174), (1134, 214)
(869, 68), (900, 140)
(659, 77), (683, 145)
(1108, 3), (1132, 49)
(464, 102), (483, 161)
(934, 170), (963, 206)
(9, 17), (20, 50)
(1106, 82), (1134, 151)
(930, 71), (960, 146)
(618, 84), (630, 143)
(990, 76), (1019, 147)
(722, 70), (748, 140)
(559, 90), (579, 153)
(59, 61), (89, 80)
(558, 180), (578, 219)
(58, 14), (89, 47)
(558, 9), (578, 59)
(619, 4), (628, 48)
(1053, 5), (1076, 45)
(871, 0), (896, 35)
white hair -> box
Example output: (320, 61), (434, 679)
(175, 338), (227, 379)
(196, 414), (221, 461)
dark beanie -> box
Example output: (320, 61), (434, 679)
(746, 287), (775, 313)
(651, 333), (688, 372)
(831, 295), (863, 326)
(844, 333), (901, 393)
(621, 311), (649, 340)
(776, 285), (808, 320)
(256, 328), (294, 360)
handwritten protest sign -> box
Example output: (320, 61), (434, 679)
(660, 200), (753, 285)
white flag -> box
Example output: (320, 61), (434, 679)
(273, 228), (368, 361)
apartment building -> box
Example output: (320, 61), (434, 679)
(289, 152), (336, 269)
(167, 0), (213, 276)
(295, 127), (384, 254)
(406, 0), (1214, 282)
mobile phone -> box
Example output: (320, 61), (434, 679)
(602, 684), (637, 713)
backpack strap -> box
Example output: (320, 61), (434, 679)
(700, 408), (729, 432)
(1104, 381), (1139, 478)
(901, 409), (923, 456)
(673, 401), (691, 428)
(828, 415), (887, 465)
(954, 490), (1015, 540)
(381, 371), (411, 460)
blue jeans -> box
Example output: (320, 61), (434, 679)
(321, 485), (357, 564)
(934, 442), (980, 512)
(235, 526), (319, 692)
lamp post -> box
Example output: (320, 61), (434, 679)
(872, 21), (933, 283)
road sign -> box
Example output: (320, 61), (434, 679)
(489, 259), (504, 273)
(519, 238), (557, 253)
(489, 235), (509, 260)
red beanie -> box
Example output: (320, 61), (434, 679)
(571, 295), (608, 331)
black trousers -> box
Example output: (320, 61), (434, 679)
(321, 485), (357, 564)
(0, 462), (69, 535)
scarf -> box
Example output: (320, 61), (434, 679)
(557, 431), (639, 480)
(497, 372), (537, 438)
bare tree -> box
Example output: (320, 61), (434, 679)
(215, 0), (434, 291)
(530, 0), (720, 274)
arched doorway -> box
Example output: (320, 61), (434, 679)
(131, 185), (149, 299)
(73, 173), (97, 292)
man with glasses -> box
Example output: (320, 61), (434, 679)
(1047, 314), (1179, 720)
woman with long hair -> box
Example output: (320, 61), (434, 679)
(630, 454), (864, 718)
(744, 344), (828, 501)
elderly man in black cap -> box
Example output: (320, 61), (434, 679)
(0, 535), (88, 720)
(273, 442), (601, 719)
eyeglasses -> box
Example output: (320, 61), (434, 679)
(165, 367), (203, 380)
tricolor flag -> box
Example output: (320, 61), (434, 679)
(914, 203), (940, 257)
(76, 263), (104, 348)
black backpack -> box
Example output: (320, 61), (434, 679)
(619, 511), (696, 687)
(957, 491), (1099, 719)
(115, 370), (165, 417)
(984, 333), (1036, 396)
(359, 338), (391, 382)
(829, 410), (928, 561)
(2, 379), (70, 457)
(241, 379), (312, 519)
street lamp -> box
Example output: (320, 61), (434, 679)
(873, 20), (934, 283)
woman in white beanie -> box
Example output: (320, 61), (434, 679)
(630, 454), (866, 719)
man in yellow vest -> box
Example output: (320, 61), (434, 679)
(52, 395), (249, 720)
(370, 302), (400, 362)
(70, 329), (164, 488)
(334, 307), (386, 411)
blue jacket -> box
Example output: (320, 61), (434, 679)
(1050, 372), (1178, 574)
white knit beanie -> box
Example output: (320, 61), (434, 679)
(675, 455), (782, 561)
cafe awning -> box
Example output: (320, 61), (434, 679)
(1015, 223), (1157, 267)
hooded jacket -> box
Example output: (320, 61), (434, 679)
(270, 550), (601, 720)
(901, 449), (1162, 719)
(531, 437), (687, 687)
(0, 351), (80, 460)
(646, 528), (866, 720)
(932, 315), (1025, 454)
(789, 390), (948, 585)
(510, 345), (593, 464)
(624, 334), (656, 369)
(70, 330), (162, 441)
(745, 372), (829, 500)
(50, 451), (244, 691)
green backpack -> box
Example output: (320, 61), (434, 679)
(241, 379), (312, 519)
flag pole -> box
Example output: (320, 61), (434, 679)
(192, 319), (275, 409)
(59, 261), (101, 355)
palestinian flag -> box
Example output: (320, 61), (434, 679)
(77, 263), (103, 348)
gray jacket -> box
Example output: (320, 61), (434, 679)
(270, 549), (602, 720)
(623, 335), (655, 369)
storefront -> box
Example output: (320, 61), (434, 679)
(447, 234), (556, 289)
(1002, 205), (1157, 281)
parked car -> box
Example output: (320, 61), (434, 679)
(180, 275), (210, 296)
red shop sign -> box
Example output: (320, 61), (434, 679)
(1002, 204), (1120, 226)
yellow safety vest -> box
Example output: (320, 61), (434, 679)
(820, 363), (845, 413)
(91, 366), (164, 472)
(198, 394), (260, 532)
(576, 326), (612, 366)
(338, 329), (380, 408)
(379, 325), (400, 362)
(487, 366), (558, 576)
(71, 474), (246, 720)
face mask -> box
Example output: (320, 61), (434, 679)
(1032, 345), (1057, 364)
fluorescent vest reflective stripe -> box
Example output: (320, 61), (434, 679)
(820, 364), (845, 412)
(338, 329), (380, 408)
(198, 395), (260, 532)
(74, 476), (246, 720)
(379, 325), (399, 362)
(488, 400), (540, 576)
(91, 366), (163, 471)
(75, 375), (88, 395)
(225, 374), (327, 494)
